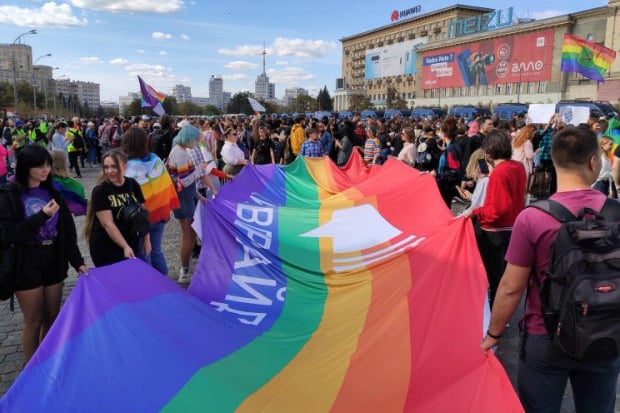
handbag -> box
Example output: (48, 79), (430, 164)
(116, 201), (150, 237)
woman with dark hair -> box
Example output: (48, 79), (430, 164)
(84, 149), (150, 267)
(335, 120), (354, 167)
(122, 128), (179, 275)
(0, 145), (87, 361)
(467, 129), (526, 306)
(435, 116), (463, 207)
(397, 127), (417, 166)
(150, 114), (175, 161)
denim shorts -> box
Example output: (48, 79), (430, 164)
(173, 181), (197, 220)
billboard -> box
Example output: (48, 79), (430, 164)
(365, 37), (428, 80)
(421, 30), (554, 89)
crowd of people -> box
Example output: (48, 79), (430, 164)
(1, 109), (619, 411)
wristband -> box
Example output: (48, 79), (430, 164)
(486, 329), (502, 340)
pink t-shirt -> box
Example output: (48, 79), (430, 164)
(505, 189), (609, 333)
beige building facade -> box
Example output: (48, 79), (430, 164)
(336, 2), (620, 111)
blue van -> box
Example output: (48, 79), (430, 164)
(557, 100), (618, 119)
(384, 108), (404, 119)
(493, 103), (528, 120)
(337, 110), (353, 119)
(411, 107), (445, 119)
(449, 106), (491, 120)
(360, 109), (378, 119)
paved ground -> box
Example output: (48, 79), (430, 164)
(0, 167), (617, 412)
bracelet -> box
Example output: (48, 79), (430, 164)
(486, 329), (503, 340)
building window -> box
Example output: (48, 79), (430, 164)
(496, 84), (502, 95)
(527, 81), (534, 94)
(505, 83), (512, 95)
(539, 81), (547, 93)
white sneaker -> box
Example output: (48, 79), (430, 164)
(178, 268), (190, 283)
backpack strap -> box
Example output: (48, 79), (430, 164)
(599, 198), (620, 221)
(528, 199), (576, 223)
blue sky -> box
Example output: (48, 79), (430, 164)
(0, 0), (607, 102)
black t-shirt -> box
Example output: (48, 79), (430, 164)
(89, 178), (145, 262)
(253, 138), (273, 164)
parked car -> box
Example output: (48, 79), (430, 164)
(492, 103), (528, 120)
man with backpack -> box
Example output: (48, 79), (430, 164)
(481, 126), (620, 412)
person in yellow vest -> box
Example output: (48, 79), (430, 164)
(66, 120), (84, 178)
(11, 119), (27, 154)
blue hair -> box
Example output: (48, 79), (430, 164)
(173, 124), (200, 146)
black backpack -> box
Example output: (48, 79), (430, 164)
(70, 130), (84, 150)
(529, 198), (620, 360)
(0, 186), (19, 302)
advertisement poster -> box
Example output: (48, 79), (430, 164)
(421, 30), (554, 89)
(365, 37), (428, 80)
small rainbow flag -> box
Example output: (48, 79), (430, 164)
(561, 33), (616, 82)
(124, 153), (179, 224)
(52, 176), (86, 216)
(138, 75), (166, 116)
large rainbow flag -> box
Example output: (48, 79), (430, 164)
(124, 153), (179, 224)
(0, 153), (523, 412)
(561, 33), (616, 82)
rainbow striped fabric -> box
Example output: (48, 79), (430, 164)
(52, 175), (86, 216)
(561, 33), (616, 82)
(0, 153), (522, 412)
(138, 75), (166, 116)
(124, 153), (180, 223)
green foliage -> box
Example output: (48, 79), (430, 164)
(204, 105), (221, 116)
(178, 101), (203, 116)
(386, 86), (407, 109)
(293, 95), (317, 113)
(226, 92), (253, 115)
(126, 99), (143, 116)
(349, 93), (374, 111)
(317, 86), (333, 111)
(163, 96), (178, 115)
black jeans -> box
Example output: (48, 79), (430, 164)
(68, 151), (81, 177)
(474, 222), (511, 307)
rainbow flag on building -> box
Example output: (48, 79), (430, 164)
(138, 75), (166, 116)
(561, 33), (616, 82)
(124, 153), (179, 224)
(0, 153), (523, 412)
(52, 175), (86, 216)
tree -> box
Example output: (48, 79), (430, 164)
(294, 95), (317, 113)
(317, 86), (333, 111)
(127, 99), (143, 117)
(349, 92), (373, 111)
(203, 105), (221, 116)
(163, 96), (178, 115)
(226, 92), (253, 115)
(386, 86), (407, 109)
(178, 101), (202, 116)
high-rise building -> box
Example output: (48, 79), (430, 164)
(254, 45), (275, 100)
(208, 75), (231, 112)
(172, 84), (192, 102)
(283, 87), (308, 107)
(54, 78), (101, 111)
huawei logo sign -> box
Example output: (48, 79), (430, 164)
(391, 10), (399, 22)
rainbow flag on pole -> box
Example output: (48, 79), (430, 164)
(0, 152), (523, 412)
(138, 75), (166, 116)
(52, 175), (86, 216)
(561, 33), (616, 82)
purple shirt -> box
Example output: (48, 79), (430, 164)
(20, 187), (58, 242)
(506, 189), (608, 333)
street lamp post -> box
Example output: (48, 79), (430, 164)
(11, 29), (37, 116)
(32, 53), (51, 114)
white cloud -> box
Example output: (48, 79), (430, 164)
(0, 2), (87, 27)
(79, 56), (102, 63)
(222, 74), (249, 81)
(69, 0), (183, 13)
(272, 37), (336, 58)
(275, 60), (288, 66)
(267, 67), (314, 84)
(179, 34), (190, 40)
(136, 49), (146, 54)
(224, 61), (258, 70)
(109, 58), (129, 65)
(218, 45), (265, 56)
(159, 51), (168, 56)
(152, 32), (172, 40)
